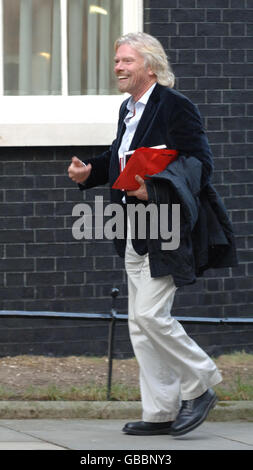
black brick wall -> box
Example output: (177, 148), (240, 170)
(144, 0), (253, 355)
(0, 0), (252, 357)
(0, 148), (131, 357)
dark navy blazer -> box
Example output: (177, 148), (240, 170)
(83, 83), (213, 193)
(80, 83), (237, 285)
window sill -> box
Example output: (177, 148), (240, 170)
(0, 95), (125, 146)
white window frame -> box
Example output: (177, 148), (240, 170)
(0, 0), (143, 147)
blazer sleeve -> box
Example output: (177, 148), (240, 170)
(168, 95), (214, 188)
(78, 145), (113, 190)
(78, 99), (128, 191)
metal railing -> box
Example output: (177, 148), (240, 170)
(0, 287), (253, 400)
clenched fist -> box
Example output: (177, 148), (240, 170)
(68, 156), (92, 184)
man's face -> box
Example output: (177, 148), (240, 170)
(114, 44), (155, 101)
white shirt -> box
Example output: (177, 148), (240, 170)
(118, 83), (157, 160)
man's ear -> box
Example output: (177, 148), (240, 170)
(147, 67), (156, 78)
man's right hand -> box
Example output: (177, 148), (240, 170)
(68, 156), (92, 184)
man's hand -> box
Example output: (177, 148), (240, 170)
(126, 175), (148, 201)
(68, 156), (92, 184)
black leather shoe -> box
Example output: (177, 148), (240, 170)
(170, 388), (217, 437)
(122, 420), (173, 435)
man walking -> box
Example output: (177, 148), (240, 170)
(68, 33), (237, 437)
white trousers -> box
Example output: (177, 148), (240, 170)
(125, 234), (222, 423)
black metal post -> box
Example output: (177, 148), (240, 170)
(107, 288), (119, 400)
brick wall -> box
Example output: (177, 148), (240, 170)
(0, 0), (252, 357)
(144, 0), (253, 354)
(0, 148), (130, 357)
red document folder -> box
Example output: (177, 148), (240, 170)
(112, 147), (178, 191)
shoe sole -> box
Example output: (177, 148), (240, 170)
(122, 427), (172, 436)
(170, 395), (218, 437)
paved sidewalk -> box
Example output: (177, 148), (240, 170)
(0, 401), (252, 453)
(0, 419), (252, 450)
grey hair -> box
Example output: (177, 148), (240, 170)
(114, 32), (175, 88)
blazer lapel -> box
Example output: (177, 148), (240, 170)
(117, 110), (127, 147)
(109, 99), (129, 185)
(129, 83), (162, 151)
(109, 84), (163, 185)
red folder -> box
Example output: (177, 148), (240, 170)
(112, 147), (178, 191)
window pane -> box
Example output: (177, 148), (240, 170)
(68, 0), (122, 95)
(3, 0), (61, 95)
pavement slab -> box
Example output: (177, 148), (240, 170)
(0, 419), (252, 451)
